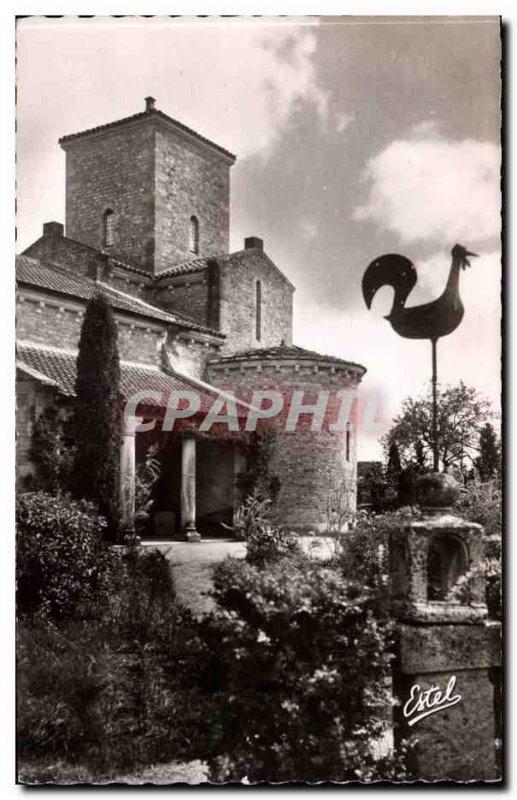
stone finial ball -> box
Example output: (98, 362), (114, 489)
(415, 472), (460, 509)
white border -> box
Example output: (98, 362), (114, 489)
(3, 3), (512, 797)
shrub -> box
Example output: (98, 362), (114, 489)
(452, 480), (502, 619)
(188, 556), (399, 782)
(30, 402), (75, 494)
(16, 491), (120, 620)
(224, 491), (301, 566)
(16, 543), (205, 774)
(245, 522), (301, 566)
(17, 600), (203, 772)
(133, 444), (161, 536)
(329, 508), (421, 619)
(453, 479), (502, 538)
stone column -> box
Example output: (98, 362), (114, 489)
(180, 435), (201, 542)
(119, 416), (142, 527)
(389, 473), (502, 782)
(232, 449), (247, 526)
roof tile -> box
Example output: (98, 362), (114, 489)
(16, 343), (220, 414)
(210, 343), (366, 373)
(16, 255), (222, 336)
(59, 108), (236, 162)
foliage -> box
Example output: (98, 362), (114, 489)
(336, 507), (421, 618)
(30, 401), (75, 494)
(224, 490), (301, 566)
(222, 490), (271, 539)
(386, 442), (402, 488)
(453, 479), (502, 539)
(383, 381), (492, 474)
(357, 462), (388, 513)
(245, 522), (302, 567)
(187, 555), (402, 783)
(133, 444), (161, 536)
(449, 558), (501, 621)
(325, 480), (354, 532)
(17, 594), (203, 772)
(476, 423), (501, 482)
(16, 491), (120, 620)
(72, 292), (121, 537)
(16, 537), (207, 774)
(237, 429), (281, 503)
(452, 479), (502, 620)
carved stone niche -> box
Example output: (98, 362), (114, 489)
(389, 514), (487, 623)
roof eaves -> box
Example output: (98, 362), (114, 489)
(59, 108), (236, 163)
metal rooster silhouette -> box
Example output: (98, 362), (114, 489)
(362, 244), (477, 470)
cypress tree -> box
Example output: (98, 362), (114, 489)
(73, 292), (121, 536)
(386, 441), (402, 486)
(476, 423), (501, 482)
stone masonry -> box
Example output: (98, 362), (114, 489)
(59, 100), (235, 274)
(17, 98), (366, 529)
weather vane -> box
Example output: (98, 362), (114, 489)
(362, 244), (478, 472)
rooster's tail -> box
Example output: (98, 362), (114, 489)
(362, 254), (417, 313)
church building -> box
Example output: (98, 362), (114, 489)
(16, 97), (366, 538)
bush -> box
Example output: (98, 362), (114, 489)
(453, 479), (502, 538)
(225, 491), (302, 566)
(16, 542), (205, 774)
(17, 600), (203, 772)
(187, 556), (399, 782)
(30, 402), (75, 494)
(16, 491), (120, 620)
(452, 480), (502, 619)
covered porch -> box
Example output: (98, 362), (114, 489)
(127, 424), (247, 541)
(16, 341), (249, 542)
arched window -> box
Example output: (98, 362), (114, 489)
(189, 215), (200, 255)
(427, 535), (468, 601)
(103, 208), (115, 247)
(346, 422), (352, 462)
(255, 280), (262, 341)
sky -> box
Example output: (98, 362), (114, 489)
(16, 15), (502, 460)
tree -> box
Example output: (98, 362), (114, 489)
(30, 401), (75, 493)
(386, 442), (402, 486)
(72, 292), (121, 536)
(382, 381), (492, 475)
(476, 423), (501, 482)
(357, 462), (388, 513)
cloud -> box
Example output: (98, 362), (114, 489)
(354, 133), (500, 247)
(16, 18), (329, 250)
(294, 247), (501, 460)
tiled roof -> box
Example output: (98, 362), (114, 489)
(59, 107), (236, 162)
(210, 343), (367, 373)
(16, 255), (222, 336)
(16, 342), (220, 414)
(155, 256), (214, 280)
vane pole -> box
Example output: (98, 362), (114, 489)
(431, 337), (439, 471)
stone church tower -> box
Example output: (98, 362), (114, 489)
(60, 96), (234, 273)
(19, 98), (366, 535)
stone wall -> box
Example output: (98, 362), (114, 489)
(207, 359), (360, 532)
(62, 122), (156, 271)
(165, 329), (222, 380)
(17, 295), (166, 366)
(217, 248), (294, 355)
(393, 622), (501, 780)
(16, 374), (55, 482)
(154, 128), (230, 272)
(155, 273), (209, 327)
(60, 117), (232, 275)
(24, 229), (153, 299)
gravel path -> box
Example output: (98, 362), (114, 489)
(142, 538), (246, 616)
